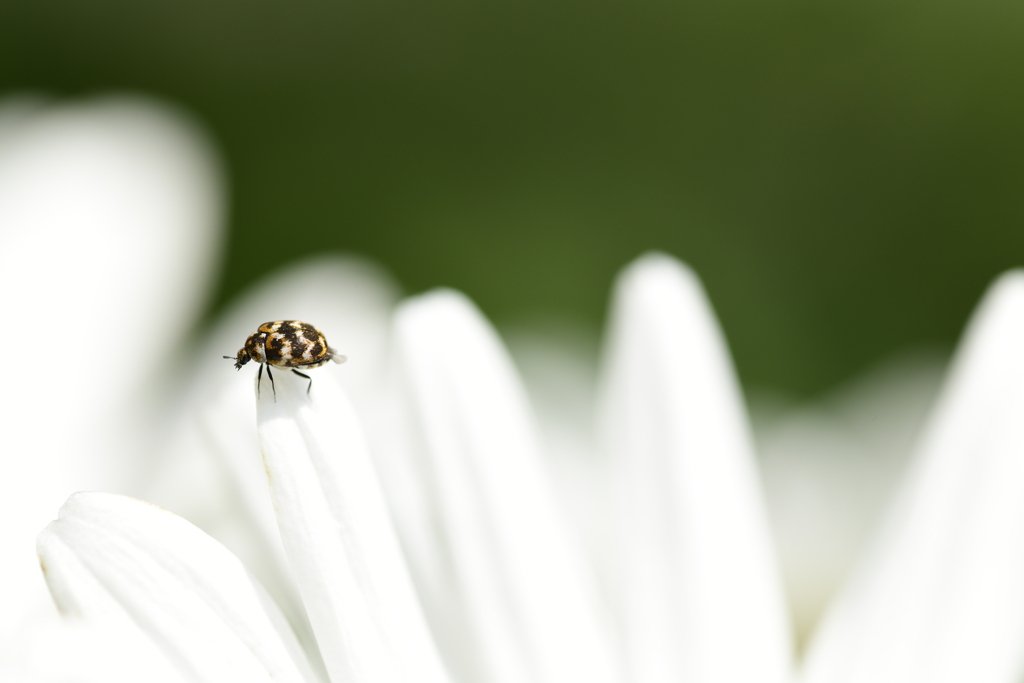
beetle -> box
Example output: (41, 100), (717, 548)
(225, 320), (345, 398)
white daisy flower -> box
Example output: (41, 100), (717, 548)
(14, 98), (1024, 683)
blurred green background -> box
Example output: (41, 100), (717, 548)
(3, 0), (1022, 397)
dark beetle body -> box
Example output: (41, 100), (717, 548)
(227, 320), (345, 396)
(237, 320), (333, 369)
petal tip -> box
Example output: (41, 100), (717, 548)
(395, 288), (488, 345)
(956, 268), (1024, 354)
(398, 287), (474, 318)
(982, 268), (1024, 311)
(615, 251), (705, 304)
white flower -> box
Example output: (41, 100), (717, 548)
(16, 100), (1024, 683)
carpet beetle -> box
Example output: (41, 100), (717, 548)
(225, 320), (346, 397)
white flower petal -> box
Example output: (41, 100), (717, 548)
(0, 97), (223, 646)
(802, 271), (1024, 683)
(145, 256), (401, 662)
(37, 492), (317, 683)
(391, 290), (621, 683)
(256, 367), (451, 683)
(600, 253), (792, 683)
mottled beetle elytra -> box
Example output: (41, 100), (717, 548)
(224, 320), (346, 399)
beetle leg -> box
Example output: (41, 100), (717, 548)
(292, 369), (312, 394)
(266, 364), (276, 401)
